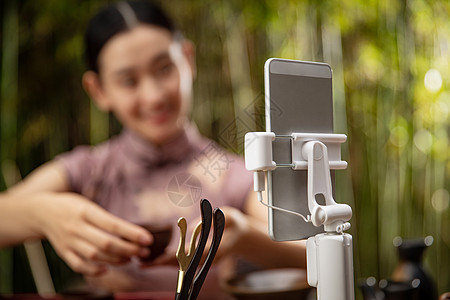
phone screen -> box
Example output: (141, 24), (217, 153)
(265, 58), (333, 241)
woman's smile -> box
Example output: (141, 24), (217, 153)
(140, 102), (175, 125)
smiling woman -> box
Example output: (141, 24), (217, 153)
(0, 1), (307, 299)
(83, 25), (192, 145)
(82, 1), (194, 145)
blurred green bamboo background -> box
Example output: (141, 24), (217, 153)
(0, 0), (449, 298)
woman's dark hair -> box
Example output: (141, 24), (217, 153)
(84, 0), (175, 72)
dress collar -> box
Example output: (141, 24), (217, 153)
(121, 123), (203, 167)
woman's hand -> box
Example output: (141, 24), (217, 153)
(36, 193), (153, 276)
(214, 206), (251, 260)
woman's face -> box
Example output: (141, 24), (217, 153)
(89, 25), (193, 145)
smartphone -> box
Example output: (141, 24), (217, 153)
(265, 58), (334, 241)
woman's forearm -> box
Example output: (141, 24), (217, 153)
(0, 192), (45, 247)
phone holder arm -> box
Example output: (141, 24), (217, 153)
(301, 140), (352, 231)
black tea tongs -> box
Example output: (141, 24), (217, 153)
(175, 199), (225, 300)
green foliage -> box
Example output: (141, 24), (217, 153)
(0, 0), (448, 298)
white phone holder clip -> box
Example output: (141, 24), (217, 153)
(244, 132), (351, 232)
(244, 131), (355, 300)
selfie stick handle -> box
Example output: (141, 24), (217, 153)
(307, 232), (354, 300)
(244, 132), (355, 300)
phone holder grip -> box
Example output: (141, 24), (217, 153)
(244, 132), (276, 171)
(244, 132), (347, 171)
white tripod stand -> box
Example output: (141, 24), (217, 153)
(245, 132), (355, 300)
